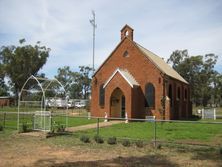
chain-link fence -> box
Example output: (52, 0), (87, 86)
(72, 116), (222, 147)
(0, 112), (221, 147)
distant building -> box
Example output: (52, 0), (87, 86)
(91, 25), (192, 120)
(0, 96), (14, 107)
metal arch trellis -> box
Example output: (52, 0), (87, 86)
(17, 75), (68, 132)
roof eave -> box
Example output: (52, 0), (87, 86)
(133, 42), (189, 84)
(103, 68), (135, 88)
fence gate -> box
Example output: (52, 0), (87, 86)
(202, 108), (216, 120)
(33, 111), (51, 131)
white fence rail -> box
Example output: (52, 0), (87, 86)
(201, 108), (216, 120)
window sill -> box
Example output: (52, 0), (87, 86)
(100, 106), (105, 109)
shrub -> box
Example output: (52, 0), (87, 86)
(46, 132), (55, 138)
(190, 115), (201, 121)
(0, 125), (3, 131)
(51, 127), (55, 134)
(94, 135), (104, 144)
(22, 123), (28, 132)
(135, 140), (144, 148)
(122, 139), (131, 147)
(80, 135), (90, 143)
(107, 137), (117, 145)
(157, 144), (162, 149)
(220, 147), (222, 155)
(57, 125), (65, 133)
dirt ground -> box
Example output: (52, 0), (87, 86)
(0, 131), (221, 167)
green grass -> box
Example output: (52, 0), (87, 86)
(0, 111), (98, 130)
(0, 106), (17, 112)
(0, 106), (93, 129)
(74, 121), (222, 144)
(1, 106), (222, 146)
(52, 116), (98, 127)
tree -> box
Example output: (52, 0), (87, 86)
(198, 54), (218, 106)
(167, 50), (219, 106)
(69, 75), (82, 99)
(78, 66), (93, 99)
(55, 66), (73, 90)
(55, 66), (93, 99)
(167, 49), (188, 70)
(211, 72), (222, 106)
(0, 39), (50, 99)
(0, 78), (8, 96)
(0, 51), (8, 96)
(55, 66), (82, 98)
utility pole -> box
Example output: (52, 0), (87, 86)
(90, 10), (97, 74)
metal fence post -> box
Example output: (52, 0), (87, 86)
(214, 108), (216, 120)
(3, 112), (6, 128)
(32, 114), (34, 130)
(154, 116), (156, 148)
(97, 118), (99, 136)
(50, 115), (53, 132)
(202, 108), (204, 119)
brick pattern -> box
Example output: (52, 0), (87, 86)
(0, 99), (11, 107)
(91, 26), (191, 120)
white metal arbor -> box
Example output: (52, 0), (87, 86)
(17, 75), (68, 132)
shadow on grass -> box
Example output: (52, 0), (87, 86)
(174, 145), (222, 163)
(190, 147), (222, 161)
(46, 131), (72, 138)
(34, 154), (179, 167)
(185, 115), (201, 121)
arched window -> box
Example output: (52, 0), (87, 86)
(99, 84), (105, 106)
(177, 87), (181, 100)
(168, 84), (173, 106)
(184, 89), (187, 100)
(145, 83), (155, 108)
(124, 30), (129, 36)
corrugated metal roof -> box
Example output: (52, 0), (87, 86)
(104, 68), (139, 88)
(135, 42), (188, 84)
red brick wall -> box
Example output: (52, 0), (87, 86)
(165, 78), (191, 120)
(0, 99), (10, 107)
(105, 72), (133, 118)
(91, 37), (192, 120)
(91, 37), (163, 119)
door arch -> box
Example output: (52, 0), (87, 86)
(110, 88), (125, 118)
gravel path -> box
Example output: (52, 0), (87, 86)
(66, 120), (123, 132)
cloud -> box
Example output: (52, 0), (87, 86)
(0, 0), (222, 78)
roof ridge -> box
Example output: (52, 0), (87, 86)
(134, 42), (160, 58)
(134, 42), (188, 84)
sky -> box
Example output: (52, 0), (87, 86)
(0, 0), (222, 78)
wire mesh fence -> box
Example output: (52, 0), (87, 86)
(73, 116), (222, 147)
(0, 112), (222, 147)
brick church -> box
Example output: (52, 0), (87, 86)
(91, 25), (192, 120)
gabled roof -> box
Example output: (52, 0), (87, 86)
(120, 24), (134, 32)
(93, 32), (188, 84)
(134, 43), (188, 84)
(103, 68), (139, 88)
(93, 37), (127, 76)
